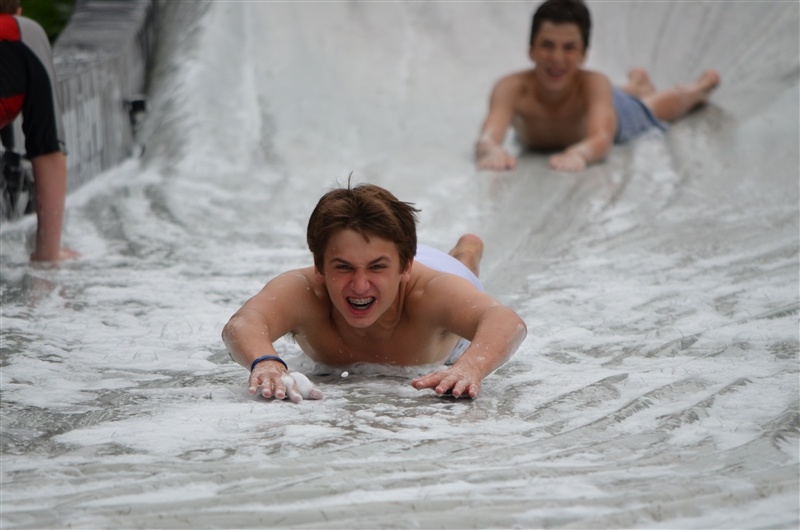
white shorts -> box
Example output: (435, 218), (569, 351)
(415, 245), (484, 364)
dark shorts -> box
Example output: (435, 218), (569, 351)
(0, 15), (66, 158)
(613, 86), (668, 144)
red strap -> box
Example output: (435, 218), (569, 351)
(0, 94), (24, 129)
(0, 14), (21, 41)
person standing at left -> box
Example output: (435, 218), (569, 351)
(1, 0), (77, 261)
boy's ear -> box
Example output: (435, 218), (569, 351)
(314, 266), (325, 283)
(400, 258), (414, 283)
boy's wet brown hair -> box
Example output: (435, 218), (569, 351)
(307, 179), (420, 272)
(530, 0), (592, 50)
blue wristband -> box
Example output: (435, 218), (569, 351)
(250, 355), (288, 373)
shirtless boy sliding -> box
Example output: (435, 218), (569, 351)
(476, 0), (720, 172)
(222, 182), (527, 402)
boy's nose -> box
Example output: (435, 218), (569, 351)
(351, 270), (370, 292)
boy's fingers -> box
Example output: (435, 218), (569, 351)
(281, 374), (303, 403)
(249, 369), (287, 400)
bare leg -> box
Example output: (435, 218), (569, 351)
(621, 67), (657, 98)
(641, 69), (720, 122)
(448, 233), (484, 277)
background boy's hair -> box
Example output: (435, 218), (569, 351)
(0, 0), (21, 14)
(529, 0), (592, 49)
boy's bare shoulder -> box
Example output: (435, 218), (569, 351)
(265, 267), (327, 302)
(404, 263), (482, 314)
(272, 266), (315, 283)
(260, 267), (332, 328)
(579, 69), (614, 91)
(493, 69), (535, 92)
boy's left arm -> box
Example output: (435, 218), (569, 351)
(549, 73), (617, 171)
(411, 277), (527, 398)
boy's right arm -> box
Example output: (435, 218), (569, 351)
(476, 77), (519, 171)
(222, 269), (321, 402)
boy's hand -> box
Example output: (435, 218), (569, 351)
(411, 365), (483, 399)
(477, 146), (517, 171)
(280, 372), (324, 403)
(249, 361), (288, 399)
(250, 364), (323, 402)
(549, 150), (587, 172)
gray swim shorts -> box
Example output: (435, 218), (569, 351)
(612, 86), (668, 144)
(415, 245), (484, 365)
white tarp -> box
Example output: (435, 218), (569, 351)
(1, 2), (798, 527)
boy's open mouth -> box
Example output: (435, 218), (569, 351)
(347, 297), (376, 310)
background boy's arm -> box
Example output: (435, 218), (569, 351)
(549, 73), (617, 171)
(476, 76), (520, 171)
(411, 275), (527, 398)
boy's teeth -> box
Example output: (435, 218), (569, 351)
(348, 297), (374, 307)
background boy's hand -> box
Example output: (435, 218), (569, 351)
(477, 146), (517, 171)
(549, 150), (587, 172)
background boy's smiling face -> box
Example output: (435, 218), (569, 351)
(529, 21), (586, 89)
